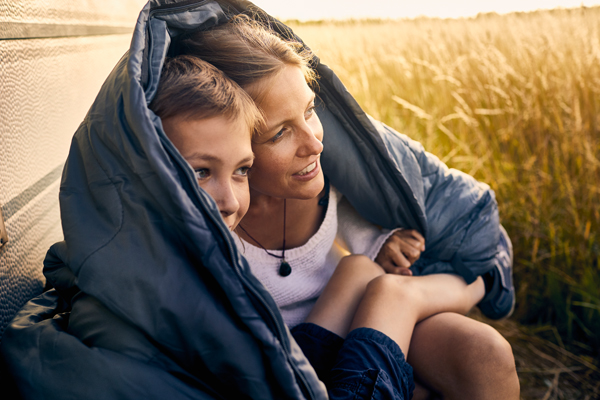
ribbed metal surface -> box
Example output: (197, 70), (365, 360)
(0, 0), (147, 341)
(0, 182), (61, 339)
(0, 35), (134, 203)
(0, 0), (146, 27)
(0, 22), (133, 40)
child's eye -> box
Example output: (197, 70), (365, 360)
(194, 169), (210, 180)
(235, 166), (251, 176)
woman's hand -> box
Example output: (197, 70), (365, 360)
(375, 229), (425, 275)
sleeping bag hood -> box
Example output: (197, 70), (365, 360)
(1, 0), (502, 399)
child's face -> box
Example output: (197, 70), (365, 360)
(162, 115), (253, 230)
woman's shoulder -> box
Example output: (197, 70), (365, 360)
(331, 185), (342, 204)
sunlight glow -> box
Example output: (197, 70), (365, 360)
(250, 0), (600, 20)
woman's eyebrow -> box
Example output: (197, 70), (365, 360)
(263, 93), (317, 134)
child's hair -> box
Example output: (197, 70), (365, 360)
(149, 54), (263, 135)
(177, 15), (316, 103)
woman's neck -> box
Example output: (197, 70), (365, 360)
(236, 190), (326, 250)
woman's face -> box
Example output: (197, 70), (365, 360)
(249, 65), (324, 200)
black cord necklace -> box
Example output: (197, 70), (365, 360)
(237, 199), (292, 277)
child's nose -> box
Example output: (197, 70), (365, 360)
(215, 183), (239, 220)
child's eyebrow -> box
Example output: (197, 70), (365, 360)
(240, 155), (255, 164)
(185, 153), (255, 164)
(185, 153), (219, 162)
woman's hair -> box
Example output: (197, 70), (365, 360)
(149, 55), (263, 136)
(177, 15), (316, 102)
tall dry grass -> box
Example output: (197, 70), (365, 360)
(290, 7), (600, 358)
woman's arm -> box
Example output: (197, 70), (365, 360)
(335, 191), (400, 260)
(335, 190), (425, 274)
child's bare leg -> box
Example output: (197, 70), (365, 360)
(308, 255), (485, 351)
(349, 272), (485, 355)
(305, 255), (385, 338)
(306, 255), (515, 399)
(408, 313), (520, 400)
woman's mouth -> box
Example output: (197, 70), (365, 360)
(292, 158), (321, 181)
(296, 161), (317, 176)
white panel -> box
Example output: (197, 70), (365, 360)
(0, 0), (147, 27)
(0, 180), (62, 338)
(0, 0), (145, 336)
(0, 34), (133, 204)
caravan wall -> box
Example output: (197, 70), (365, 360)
(0, 0), (146, 340)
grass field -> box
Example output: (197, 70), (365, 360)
(289, 6), (600, 398)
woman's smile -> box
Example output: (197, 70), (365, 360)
(293, 157), (320, 179)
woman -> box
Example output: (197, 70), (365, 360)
(178, 13), (520, 400)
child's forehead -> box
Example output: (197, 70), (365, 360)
(163, 114), (252, 156)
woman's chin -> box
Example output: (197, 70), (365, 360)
(293, 172), (325, 200)
(250, 172), (325, 200)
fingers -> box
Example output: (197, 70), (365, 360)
(387, 243), (412, 268)
(380, 261), (413, 275)
(374, 229), (426, 273)
(402, 244), (422, 264)
(388, 233), (422, 264)
(394, 229), (426, 251)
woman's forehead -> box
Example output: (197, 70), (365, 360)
(257, 66), (315, 127)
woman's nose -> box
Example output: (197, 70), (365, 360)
(298, 122), (324, 157)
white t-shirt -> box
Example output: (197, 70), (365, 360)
(233, 187), (395, 327)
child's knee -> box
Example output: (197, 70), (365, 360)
(339, 254), (371, 266)
(336, 255), (384, 279)
(364, 274), (414, 303)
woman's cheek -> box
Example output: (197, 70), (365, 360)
(251, 149), (282, 180)
(236, 182), (251, 216)
(311, 115), (324, 142)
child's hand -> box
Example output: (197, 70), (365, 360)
(375, 229), (425, 275)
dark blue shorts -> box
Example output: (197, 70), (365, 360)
(291, 323), (414, 400)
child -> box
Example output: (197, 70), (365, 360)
(149, 55), (261, 230)
(56, 53), (266, 379)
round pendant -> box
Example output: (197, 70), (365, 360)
(279, 260), (292, 277)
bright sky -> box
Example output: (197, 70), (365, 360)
(250, 0), (600, 20)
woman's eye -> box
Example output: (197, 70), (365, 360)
(194, 169), (209, 180)
(305, 105), (316, 119)
(270, 128), (286, 143)
(235, 166), (251, 176)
